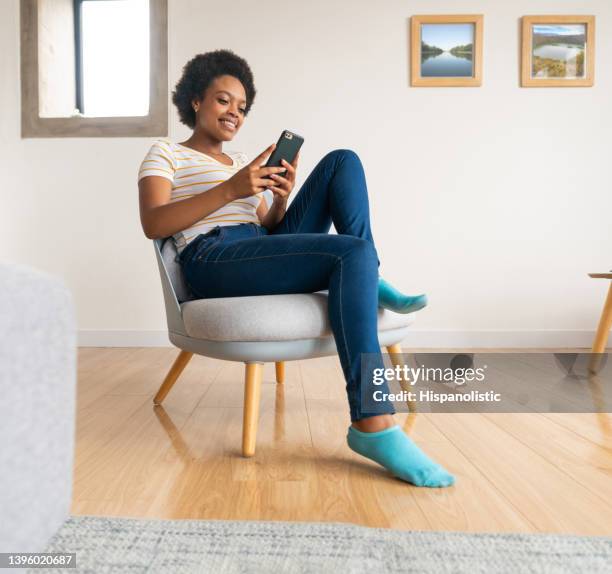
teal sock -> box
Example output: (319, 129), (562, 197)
(347, 425), (455, 487)
(378, 277), (428, 314)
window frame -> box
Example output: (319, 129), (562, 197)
(73, 0), (84, 114)
(20, 0), (168, 138)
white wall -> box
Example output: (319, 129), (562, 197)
(1, 0), (610, 347)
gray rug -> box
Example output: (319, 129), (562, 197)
(37, 515), (612, 573)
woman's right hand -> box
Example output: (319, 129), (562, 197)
(227, 143), (287, 200)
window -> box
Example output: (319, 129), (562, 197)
(20, 0), (167, 137)
(76, 0), (150, 117)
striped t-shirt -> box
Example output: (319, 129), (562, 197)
(138, 138), (263, 253)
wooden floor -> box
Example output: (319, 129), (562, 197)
(72, 348), (612, 535)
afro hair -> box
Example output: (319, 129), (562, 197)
(171, 49), (256, 129)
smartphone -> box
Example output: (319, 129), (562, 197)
(264, 130), (304, 176)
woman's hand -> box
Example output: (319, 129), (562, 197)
(227, 143), (286, 201)
(269, 152), (300, 206)
(259, 152), (300, 230)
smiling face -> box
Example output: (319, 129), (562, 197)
(192, 75), (247, 141)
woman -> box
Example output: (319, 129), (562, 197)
(138, 50), (454, 488)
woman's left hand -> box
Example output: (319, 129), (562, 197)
(269, 153), (299, 204)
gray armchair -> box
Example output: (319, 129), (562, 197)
(153, 238), (414, 456)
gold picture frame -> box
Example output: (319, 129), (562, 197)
(410, 14), (483, 87)
(521, 15), (595, 87)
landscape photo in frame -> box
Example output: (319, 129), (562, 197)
(521, 16), (595, 87)
(411, 15), (483, 87)
(421, 23), (475, 78)
(532, 24), (586, 78)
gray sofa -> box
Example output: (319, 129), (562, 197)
(0, 263), (76, 553)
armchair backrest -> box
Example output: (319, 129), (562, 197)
(153, 238), (195, 336)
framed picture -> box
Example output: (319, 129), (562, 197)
(521, 15), (595, 87)
(410, 15), (483, 87)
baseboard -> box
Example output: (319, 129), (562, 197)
(78, 330), (171, 347)
(400, 330), (597, 349)
(77, 330), (598, 349)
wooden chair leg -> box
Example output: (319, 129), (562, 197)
(386, 343), (402, 359)
(242, 362), (263, 457)
(153, 350), (193, 405)
(275, 361), (285, 384)
(589, 282), (612, 374)
(386, 344), (418, 424)
(592, 282), (612, 353)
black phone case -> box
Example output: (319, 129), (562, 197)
(264, 130), (304, 175)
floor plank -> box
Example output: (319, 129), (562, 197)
(430, 413), (612, 535)
(483, 413), (612, 506)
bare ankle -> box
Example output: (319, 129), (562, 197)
(352, 414), (395, 433)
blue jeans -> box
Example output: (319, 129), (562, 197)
(179, 149), (396, 422)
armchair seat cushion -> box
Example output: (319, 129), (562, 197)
(180, 292), (412, 342)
